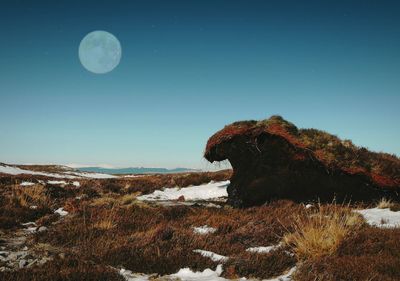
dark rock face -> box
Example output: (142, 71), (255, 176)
(205, 116), (400, 207)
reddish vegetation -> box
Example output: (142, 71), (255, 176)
(295, 228), (400, 281)
(0, 258), (124, 281)
(2, 169), (400, 280)
(0, 170), (231, 231)
(205, 116), (400, 207)
(32, 200), (301, 278)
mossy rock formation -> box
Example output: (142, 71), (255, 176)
(205, 116), (400, 207)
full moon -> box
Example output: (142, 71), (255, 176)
(79, 31), (122, 74)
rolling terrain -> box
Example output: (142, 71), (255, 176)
(0, 163), (400, 280)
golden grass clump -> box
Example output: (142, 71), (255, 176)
(376, 198), (395, 209)
(283, 205), (363, 260)
(90, 196), (118, 207)
(120, 193), (139, 205)
(92, 205), (118, 230)
(12, 184), (49, 208)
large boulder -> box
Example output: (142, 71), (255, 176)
(205, 116), (400, 207)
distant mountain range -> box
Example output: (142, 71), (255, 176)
(76, 167), (201, 175)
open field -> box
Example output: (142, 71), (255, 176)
(1, 165), (400, 280)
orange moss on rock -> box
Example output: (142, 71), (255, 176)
(205, 115), (400, 189)
(205, 116), (399, 206)
(205, 116), (303, 154)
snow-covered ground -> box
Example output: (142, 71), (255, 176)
(119, 269), (151, 281)
(170, 265), (228, 281)
(193, 225), (217, 235)
(355, 208), (400, 228)
(137, 181), (229, 201)
(47, 180), (67, 185)
(20, 181), (35, 186)
(246, 243), (282, 254)
(54, 208), (68, 216)
(120, 265), (229, 281)
(0, 164), (116, 179)
(193, 250), (228, 262)
(119, 265), (296, 281)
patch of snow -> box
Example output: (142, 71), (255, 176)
(116, 264), (295, 281)
(54, 207), (68, 216)
(0, 165), (31, 175)
(72, 181), (80, 187)
(20, 182), (35, 186)
(193, 225), (217, 235)
(47, 180), (67, 185)
(193, 250), (228, 262)
(0, 165), (76, 178)
(119, 265), (230, 281)
(305, 204), (313, 209)
(0, 164), (116, 179)
(169, 264), (227, 281)
(119, 268), (149, 281)
(355, 208), (400, 228)
(30, 205), (38, 209)
(24, 226), (37, 233)
(21, 222), (37, 226)
(137, 181), (229, 201)
(246, 243), (282, 254)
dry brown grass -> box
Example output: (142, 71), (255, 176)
(3, 170), (400, 280)
(34, 200), (304, 278)
(294, 227), (400, 281)
(0, 257), (123, 281)
(283, 204), (363, 260)
(0, 184), (52, 229)
(59, 170), (233, 200)
(12, 184), (50, 208)
(92, 205), (118, 230)
(377, 198), (395, 209)
(90, 196), (118, 207)
(120, 193), (139, 205)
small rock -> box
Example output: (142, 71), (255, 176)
(37, 226), (48, 233)
(177, 195), (185, 202)
(19, 259), (28, 268)
(7, 253), (18, 261)
(22, 246), (28, 251)
(0, 251), (9, 257)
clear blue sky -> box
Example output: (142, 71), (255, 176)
(0, 0), (399, 169)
